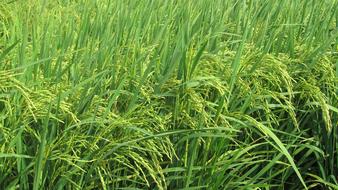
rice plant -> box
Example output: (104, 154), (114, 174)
(0, 0), (337, 189)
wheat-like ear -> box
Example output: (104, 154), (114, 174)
(0, 0), (337, 189)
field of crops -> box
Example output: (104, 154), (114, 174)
(0, 0), (337, 189)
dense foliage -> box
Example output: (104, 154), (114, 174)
(0, 0), (337, 189)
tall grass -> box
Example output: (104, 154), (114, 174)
(0, 0), (337, 189)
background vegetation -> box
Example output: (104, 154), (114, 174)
(0, 0), (337, 189)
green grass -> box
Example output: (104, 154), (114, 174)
(0, 0), (337, 189)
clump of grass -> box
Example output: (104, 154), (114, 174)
(0, 0), (337, 189)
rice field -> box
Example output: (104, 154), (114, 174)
(0, 0), (337, 189)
